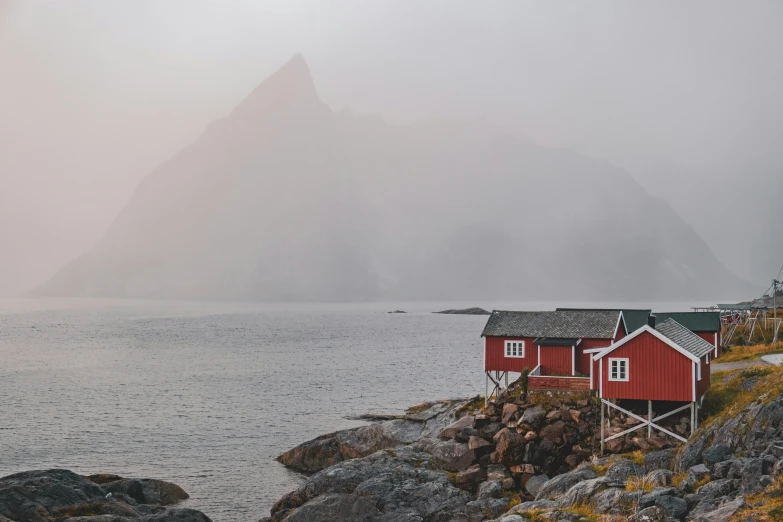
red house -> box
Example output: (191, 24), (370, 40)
(653, 312), (721, 358)
(592, 318), (714, 449)
(481, 310), (626, 397)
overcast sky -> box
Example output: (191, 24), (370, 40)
(1, 1), (781, 295)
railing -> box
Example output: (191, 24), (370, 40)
(530, 365), (541, 376)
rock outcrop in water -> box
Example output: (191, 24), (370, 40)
(267, 369), (783, 521)
(0, 470), (211, 522)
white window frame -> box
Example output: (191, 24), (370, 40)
(504, 340), (525, 358)
(608, 357), (629, 382)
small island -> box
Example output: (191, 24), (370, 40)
(435, 307), (491, 315)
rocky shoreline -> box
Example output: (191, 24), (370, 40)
(266, 370), (783, 521)
(0, 469), (211, 522)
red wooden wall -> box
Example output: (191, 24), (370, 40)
(484, 336), (537, 372)
(579, 338), (613, 375)
(540, 346), (573, 375)
(599, 331), (696, 402)
(696, 331), (720, 357)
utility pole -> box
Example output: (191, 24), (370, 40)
(775, 279), (781, 344)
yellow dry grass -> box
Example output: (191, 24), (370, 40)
(718, 342), (782, 362)
(702, 366), (783, 422)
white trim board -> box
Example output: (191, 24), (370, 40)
(592, 325), (700, 363)
(613, 311), (625, 341)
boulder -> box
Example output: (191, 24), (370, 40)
(268, 446), (472, 521)
(103, 478), (188, 506)
(524, 474), (549, 497)
(277, 420), (422, 473)
(690, 496), (745, 522)
(520, 406), (546, 429)
(644, 469), (672, 487)
(439, 415), (475, 440)
(605, 458), (644, 483)
(556, 477), (610, 508)
(592, 487), (642, 514)
(539, 421), (566, 442)
(502, 404), (519, 425)
(0, 469), (206, 522)
(644, 450), (675, 471)
(677, 436), (706, 472)
(477, 480), (502, 500)
(486, 464), (509, 482)
(534, 467), (598, 500)
(468, 435), (493, 455)
(454, 464), (487, 492)
(696, 478), (738, 500)
(702, 443), (732, 466)
(493, 429), (527, 467)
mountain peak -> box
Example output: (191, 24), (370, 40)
(233, 54), (321, 116)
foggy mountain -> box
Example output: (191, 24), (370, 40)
(36, 55), (755, 302)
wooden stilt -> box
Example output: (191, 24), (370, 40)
(601, 401), (605, 450)
(690, 402), (695, 436)
(648, 400), (652, 438)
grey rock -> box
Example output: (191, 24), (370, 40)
(653, 494), (687, 519)
(677, 436), (706, 472)
(634, 505), (667, 521)
(0, 469), (206, 522)
(439, 415), (475, 440)
(592, 488), (642, 515)
(268, 447), (472, 522)
(556, 477), (609, 508)
(639, 487), (678, 509)
(696, 478), (738, 500)
(645, 469), (673, 487)
(534, 466), (597, 500)
(507, 500), (559, 513)
(466, 498), (508, 520)
(702, 444), (732, 466)
(524, 474), (549, 497)
(520, 406), (546, 429)
(477, 480), (502, 500)
(605, 458), (644, 483)
(644, 450), (675, 471)
(689, 496), (745, 522)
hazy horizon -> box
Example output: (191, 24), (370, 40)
(2, 1), (781, 299)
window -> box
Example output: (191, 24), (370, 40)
(608, 358), (629, 381)
(698, 361), (702, 381)
(505, 340), (525, 358)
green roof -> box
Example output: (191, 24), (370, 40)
(621, 310), (653, 333)
(653, 312), (720, 332)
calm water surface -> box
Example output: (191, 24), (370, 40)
(0, 298), (696, 521)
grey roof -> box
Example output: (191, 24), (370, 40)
(557, 307), (651, 334)
(482, 310), (620, 339)
(655, 318), (715, 358)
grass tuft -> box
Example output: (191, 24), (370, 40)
(719, 342), (782, 362)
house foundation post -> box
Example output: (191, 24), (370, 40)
(690, 402), (695, 436)
(485, 374), (488, 407)
(648, 400), (652, 438)
(601, 399), (605, 450)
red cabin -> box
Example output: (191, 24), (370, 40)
(592, 318), (714, 449)
(481, 310), (626, 394)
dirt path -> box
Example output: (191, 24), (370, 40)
(711, 359), (769, 372)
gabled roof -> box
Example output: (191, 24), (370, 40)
(655, 318), (716, 358)
(482, 310), (621, 339)
(653, 312), (720, 332)
(556, 308), (651, 335)
(593, 319), (713, 362)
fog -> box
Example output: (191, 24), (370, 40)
(1, 1), (781, 298)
